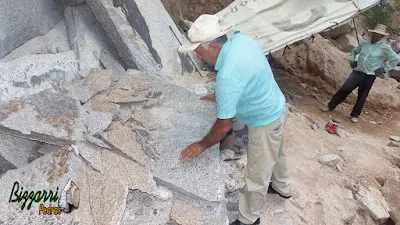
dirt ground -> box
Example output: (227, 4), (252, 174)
(161, 0), (234, 29)
(220, 69), (400, 225)
(274, 69), (400, 138)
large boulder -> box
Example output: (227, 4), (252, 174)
(64, 5), (118, 78)
(334, 34), (359, 53)
(354, 186), (390, 221)
(86, 0), (194, 77)
(0, 133), (42, 174)
(382, 179), (400, 224)
(0, 0), (64, 59)
(0, 20), (71, 62)
(275, 34), (351, 88)
(320, 21), (352, 40)
(0, 52), (86, 145)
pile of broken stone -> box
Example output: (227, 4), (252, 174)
(0, 0), (240, 224)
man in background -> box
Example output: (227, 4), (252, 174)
(322, 24), (400, 122)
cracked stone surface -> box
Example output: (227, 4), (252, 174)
(0, 52), (84, 145)
(0, 150), (93, 224)
(170, 194), (229, 225)
(123, 70), (224, 203)
(87, 149), (159, 225)
(0, 132), (42, 172)
(0, 51), (78, 102)
(1, 20), (71, 62)
(86, 134), (111, 149)
(0, 142), (159, 225)
(100, 121), (154, 167)
(87, 94), (121, 114)
(355, 186), (390, 221)
(86, 0), (192, 77)
(0, 0), (64, 59)
(100, 49), (126, 82)
(0, 89), (86, 146)
(87, 111), (113, 136)
(120, 187), (173, 225)
(85, 69), (112, 98)
(64, 5), (113, 78)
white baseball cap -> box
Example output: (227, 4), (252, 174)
(178, 14), (234, 53)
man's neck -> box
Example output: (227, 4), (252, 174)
(371, 39), (380, 44)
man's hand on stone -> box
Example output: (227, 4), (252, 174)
(200, 93), (216, 101)
(180, 142), (205, 162)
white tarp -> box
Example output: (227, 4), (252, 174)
(216, 0), (379, 54)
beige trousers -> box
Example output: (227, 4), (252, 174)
(238, 107), (291, 224)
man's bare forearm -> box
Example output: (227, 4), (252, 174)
(199, 118), (232, 149)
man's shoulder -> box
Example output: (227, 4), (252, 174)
(232, 33), (258, 46)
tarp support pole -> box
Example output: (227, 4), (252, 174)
(353, 18), (360, 45)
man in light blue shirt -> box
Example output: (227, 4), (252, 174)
(322, 24), (400, 123)
(178, 14), (291, 225)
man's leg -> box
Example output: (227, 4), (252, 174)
(327, 71), (363, 110)
(238, 110), (287, 224)
(270, 109), (291, 197)
(350, 75), (376, 118)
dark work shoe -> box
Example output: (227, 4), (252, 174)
(267, 184), (291, 199)
(230, 218), (260, 225)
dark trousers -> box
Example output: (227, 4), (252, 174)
(328, 71), (376, 118)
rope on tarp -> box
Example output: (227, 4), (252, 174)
(283, 45), (291, 55)
(308, 34), (316, 43)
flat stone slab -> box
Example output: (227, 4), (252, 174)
(0, 20), (71, 62)
(87, 111), (113, 136)
(85, 69), (112, 98)
(122, 70), (224, 202)
(86, 0), (158, 72)
(170, 194), (229, 225)
(0, 0), (64, 59)
(355, 186), (390, 221)
(0, 150), (94, 225)
(0, 52), (86, 145)
(86, 0), (193, 76)
(100, 121), (154, 167)
(0, 89), (85, 146)
(100, 49), (126, 82)
(0, 132), (42, 171)
(0, 144), (159, 225)
(0, 51), (78, 102)
(64, 5), (113, 78)
(120, 187), (173, 225)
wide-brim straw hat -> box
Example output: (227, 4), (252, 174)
(178, 14), (234, 53)
(368, 24), (389, 36)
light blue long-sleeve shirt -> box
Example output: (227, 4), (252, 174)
(349, 40), (400, 75)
